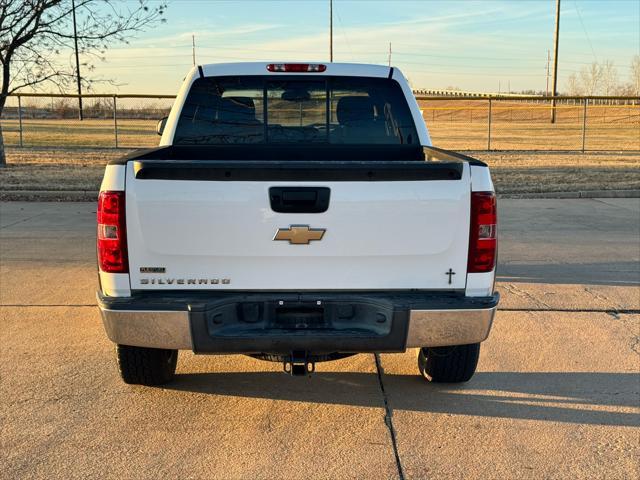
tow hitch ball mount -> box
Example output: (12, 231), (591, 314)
(283, 351), (315, 376)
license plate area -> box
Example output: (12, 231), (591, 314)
(274, 305), (327, 329)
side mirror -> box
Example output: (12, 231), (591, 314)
(156, 117), (168, 136)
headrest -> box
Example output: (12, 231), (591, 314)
(183, 91), (217, 122)
(218, 97), (256, 123)
(336, 96), (374, 124)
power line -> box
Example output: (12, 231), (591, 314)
(115, 45), (634, 68)
(103, 49), (635, 71)
(573, 0), (598, 62)
(91, 61), (581, 79)
(390, 51), (633, 67)
(388, 58), (546, 70)
(333, 2), (355, 61)
(91, 57), (584, 78)
(391, 42), (634, 61)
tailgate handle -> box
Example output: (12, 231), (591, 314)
(269, 187), (330, 213)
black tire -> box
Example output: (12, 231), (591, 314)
(417, 343), (480, 383)
(116, 344), (178, 386)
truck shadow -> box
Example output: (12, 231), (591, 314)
(165, 370), (639, 428)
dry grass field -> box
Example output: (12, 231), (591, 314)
(1, 98), (638, 198)
(476, 151), (639, 194)
(417, 100), (640, 151)
(1, 119), (159, 149)
(2, 99), (639, 151)
(2, 117), (638, 152)
(3, 118), (638, 151)
(1, 147), (638, 199)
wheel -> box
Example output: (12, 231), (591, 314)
(417, 343), (480, 383)
(115, 344), (178, 386)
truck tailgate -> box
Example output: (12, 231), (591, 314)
(125, 161), (471, 291)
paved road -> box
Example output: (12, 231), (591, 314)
(1, 199), (639, 479)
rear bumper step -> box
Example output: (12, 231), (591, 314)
(97, 291), (499, 352)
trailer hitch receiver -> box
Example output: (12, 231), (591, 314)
(283, 351), (315, 376)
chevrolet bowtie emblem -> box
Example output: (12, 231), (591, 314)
(273, 225), (326, 245)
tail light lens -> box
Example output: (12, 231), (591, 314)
(97, 191), (128, 273)
(468, 192), (497, 273)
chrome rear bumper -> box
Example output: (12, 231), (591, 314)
(99, 291), (497, 351)
(406, 307), (495, 347)
(100, 308), (192, 350)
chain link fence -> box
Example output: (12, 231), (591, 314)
(1, 94), (174, 149)
(416, 96), (640, 151)
(2, 93), (639, 151)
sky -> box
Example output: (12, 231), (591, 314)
(82, 0), (640, 94)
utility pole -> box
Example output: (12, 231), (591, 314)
(71, 0), (83, 120)
(329, 0), (333, 62)
(388, 42), (392, 67)
(192, 34), (196, 66)
(551, 0), (561, 123)
(546, 49), (551, 96)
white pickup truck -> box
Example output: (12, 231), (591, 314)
(97, 62), (498, 386)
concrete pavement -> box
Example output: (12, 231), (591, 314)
(1, 199), (639, 479)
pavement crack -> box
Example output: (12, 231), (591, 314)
(374, 353), (405, 480)
(500, 308), (640, 314)
(503, 284), (553, 310)
(619, 315), (640, 356)
(583, 287), (626, 311)
(591, 198), (640, 212)
(0, 212), (45, 230)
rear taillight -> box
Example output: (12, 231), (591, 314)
(266, 63), (327, 73)
(468, 192), (497, 273)
(97, 191), (128, 273)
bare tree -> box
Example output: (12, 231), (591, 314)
(566, 73), (582, 96)
(630, 55), (640, 96)
(600, 60), (618, 96)
(565, 58), (640, 96)
(579, 62), (603, 96)
(0, 0), (167, 166)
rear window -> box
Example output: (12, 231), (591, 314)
(173, 76), (418, 145)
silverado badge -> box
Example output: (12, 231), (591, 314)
(274, 225), (326, 245)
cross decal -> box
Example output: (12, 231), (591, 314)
(445, 268), (456, 284)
